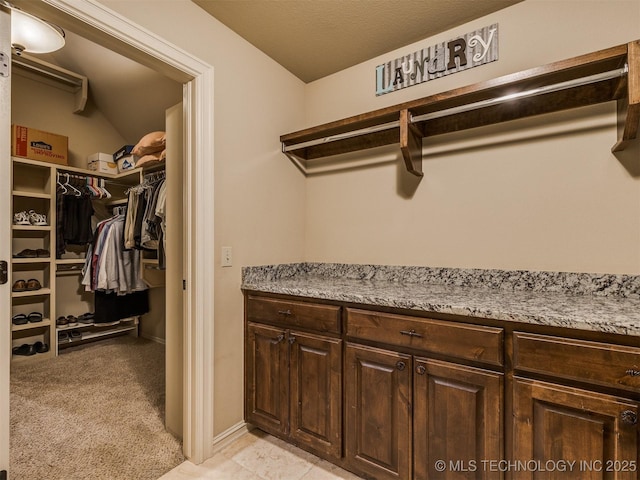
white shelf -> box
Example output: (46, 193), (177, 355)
(58, 323), (138, 347)
(11, 288), (52, 298)
(12, 225), (52, 231)
(56, 258), (86, 264)
(12, 319), (52, 332)
(12, 190), (51, 199)
(12, 257), (51, 264)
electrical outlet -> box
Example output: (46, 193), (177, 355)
(221, 246), (232, 267)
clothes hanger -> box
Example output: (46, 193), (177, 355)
(57, 172), (68, 194)
(64, 173), (82, 196)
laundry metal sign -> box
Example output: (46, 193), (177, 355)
(376, 24), (498, 96)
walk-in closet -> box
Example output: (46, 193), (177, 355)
(8, 15), (186, 479)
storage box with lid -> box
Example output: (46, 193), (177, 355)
(87, 153), (118, 174)
(11, 125), (68, 165)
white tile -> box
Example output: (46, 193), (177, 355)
(301, 460), (362, 480)
(230, 435), (317, 480)
(158, 460), (213, 479)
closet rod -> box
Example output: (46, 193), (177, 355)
(282, 64), (629, 152)
(57, 171), (133, 188)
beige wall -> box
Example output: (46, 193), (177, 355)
(303, 0), (640, 274)
(12, 73), (127, 168)
(99, 0), (307, 437)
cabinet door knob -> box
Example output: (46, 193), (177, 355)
(277, 309), (292, 316)
(274, 334), (285, 343)
(415, 365), (426, 375)
(621, 410), (638, 425)
(288, 336), (296, 344)
(625, 368), (640, 377)
(396, 361), (406, 371)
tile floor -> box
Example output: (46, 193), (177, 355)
(159, 429), (363, 480)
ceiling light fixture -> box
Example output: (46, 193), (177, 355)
(1, 1), (65, 55)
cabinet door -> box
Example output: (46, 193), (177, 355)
(289, 331), (342, 459)
(245, 322), (289, 435)
(345, 343), (412, 480)
(513, 377), (639, 480)
(413, 358), (503, 480)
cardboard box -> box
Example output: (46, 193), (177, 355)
(11, 125), (68, 165)
(117, 154), (138, 173)
(113, 145), (134, 161)
(88, 152), (118, 174)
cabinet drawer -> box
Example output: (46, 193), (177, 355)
(513, 332), (640, 394)
(346, 308), (503, 366)
(247, 296), (341, 334)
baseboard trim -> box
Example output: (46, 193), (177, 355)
(140, 333), (166, 345)
(211, 421), (251, 455)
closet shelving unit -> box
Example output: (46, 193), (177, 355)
(281, 40), (639, 175)
(10, 155), (158, 361)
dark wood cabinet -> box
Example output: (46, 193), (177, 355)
(245, 322), (289, 435)
(513, 378), (639, 480)
(345, 343), (412, 480)
(245, 298), (343, 459)
(413, 358), (503, 480)
(289, 330), (342, 458)
(244, 291), (639, 480)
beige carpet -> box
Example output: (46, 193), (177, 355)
(10, 336), (185, 480)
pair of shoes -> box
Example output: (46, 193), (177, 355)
(56, 315), (78, 327)
(13, 248), (49, 258)
(12, 342), (49, 356)
(14, 312), (43, 324)
(13, 210), (48, 226)
(77, 312), (94, 324)
(12, 279), (42, 292)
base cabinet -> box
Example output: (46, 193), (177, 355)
(244, 293), (640, 480)
(413, 358), (503, 480)
(513, 378), (639, 480)
(246, 321), (342, 459)
(345, 343), (504, 480)
(345, 343), (412, 480)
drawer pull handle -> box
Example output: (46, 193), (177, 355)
(396, 361), (406, 371)
(288, 336), (296, 344)
(621, 410), (638, 425)
(400, 329), (423, 338)
(274, 334), (285, 343)
(277, 310), (292, 316)
(415, 365), (426, 375)
(625, 368), (640, 377)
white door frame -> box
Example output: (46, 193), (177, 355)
(1, 6), (13, 476)
(9, 0), (215, 466)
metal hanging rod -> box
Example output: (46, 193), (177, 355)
(282, 64), (628, 153)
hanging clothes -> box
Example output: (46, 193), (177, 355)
(82, 214), (147, 294)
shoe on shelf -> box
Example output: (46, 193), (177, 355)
(33, 341), (49, 354)
(58, 332), (69, 343)
(36, 249), (50, 258)
(13, 249), (37, 258)
(70, 330), (82, 340)
(28, 210), (48, 226)
(12, 314), (28, 325)
(28, 312), (43, 323)
(25, 279), (42, 291)
(12, 280), (27, 292)
(66, 315), (78, 327)
(78, 312), (94, 324)
(12, 344), (36, 356)
(56, 316), (69, 327)
(13, 211), (30, 226)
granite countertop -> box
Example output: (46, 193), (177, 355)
(242, 263), (640, 337)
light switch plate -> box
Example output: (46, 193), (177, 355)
(221, 247), (232, 267)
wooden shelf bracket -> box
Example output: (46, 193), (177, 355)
(400, 109), (424, 177)
(612, 40), (639, 153)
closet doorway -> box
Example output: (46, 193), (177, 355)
(0, 0), (215, 475)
